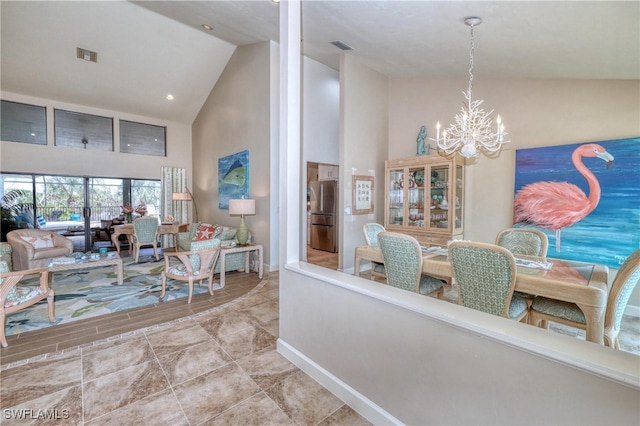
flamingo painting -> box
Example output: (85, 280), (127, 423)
(513, 143), (614, 252)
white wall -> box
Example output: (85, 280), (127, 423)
(192, 42), (274, 270)
(279, 264), (640, 425)
(0, 92), (192, 180)
(339, 55), (389, 272)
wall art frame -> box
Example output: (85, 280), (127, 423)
(353, 175), (374, 215)
(514, 137), (639, 269)
(218, 150), (249, 209)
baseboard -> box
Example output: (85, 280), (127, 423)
(277, 339), (402, 425)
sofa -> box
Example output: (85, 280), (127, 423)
(7, 229), (74, 270)
(176, 223), (251, 274)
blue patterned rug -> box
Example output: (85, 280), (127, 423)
(5, 255), (216, 337)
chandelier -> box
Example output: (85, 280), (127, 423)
(431, 17), (508, 159)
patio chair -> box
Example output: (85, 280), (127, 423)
(529, 249), (640, 348)
(131, 217), (159, 263)
(362, 223), (386, 282)
(160, 239), (221, 303)
(0, 260), (55, 347)
(448, 241), (528, 322)
(378, 232), (444, 299)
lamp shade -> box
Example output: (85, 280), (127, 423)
(229, 199), (255, 216)
(172, 192), (192, 201)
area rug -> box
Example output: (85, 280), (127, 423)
(5, 255), (216, 337)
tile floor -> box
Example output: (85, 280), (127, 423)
(0, 272), (372, 425)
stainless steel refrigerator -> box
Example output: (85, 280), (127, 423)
(309, 180), (338, 252)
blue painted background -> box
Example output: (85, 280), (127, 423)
(514, 137), (640, 269)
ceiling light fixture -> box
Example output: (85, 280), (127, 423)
(201, 24), (213, 31)
(430, 17), (508, 159)
(166, 94), (174, 101)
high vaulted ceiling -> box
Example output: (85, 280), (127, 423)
(2, 1), (638, 125)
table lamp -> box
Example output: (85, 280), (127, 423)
(172, 188), (198, 223)
(229, 198), (255, 245)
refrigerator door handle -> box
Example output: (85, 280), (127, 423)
(320, 183), (324, 212)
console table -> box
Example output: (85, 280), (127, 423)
(219, 243), (263, 288)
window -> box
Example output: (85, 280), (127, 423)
(54, 109), (113, 151)
(0, 100), (47, 145)
(119, 120), (166, 156)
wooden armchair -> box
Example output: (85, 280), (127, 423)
(0, 261), (55, 347)
(160, 240), (221, 304)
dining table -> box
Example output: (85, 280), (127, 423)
(354, 244), (610, 344)
(111, 222), (183, 253)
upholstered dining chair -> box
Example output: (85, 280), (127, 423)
(131, 217), (159, 263)
(362, 223), (386, 282)
(529, 249), (640, 348)
(495, 227), (548, 257)
(377, 232), (444, 299)
(160, 239), (221, 304)
(495, 227), (549, 307)
(0, 260), (54, 347)
(448, 241), (528, 322)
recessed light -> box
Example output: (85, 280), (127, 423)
(272, 0), (280, 3)
(201, 24), (213, 31)
(166, 94), (174, 101)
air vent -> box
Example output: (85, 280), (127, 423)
(76, 47), (98, 63)
(330, 40), (353, 51)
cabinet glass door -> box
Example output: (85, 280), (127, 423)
(407, 166), (426, 229)
(453, 164), (463, 233)
(388, 167), (404, 226)
(429, 166), (450, 231)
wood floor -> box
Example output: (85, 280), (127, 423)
(1, 270), (263, 366)
(306, 246), (339, 270)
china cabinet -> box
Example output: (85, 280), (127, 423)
(384, 155), (464, 246)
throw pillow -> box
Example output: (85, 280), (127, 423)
(219, 227), (237, 241)
(20, 233), (56, 249)
(193, 224), (222, 241)
(36, 215), (47, 228)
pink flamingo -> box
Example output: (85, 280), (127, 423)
(513, 143), (614, 252)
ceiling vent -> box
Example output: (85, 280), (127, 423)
(330, 40), (353, 51)
(77, 47), (98, 63)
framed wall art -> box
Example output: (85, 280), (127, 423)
(218, 150), (249, 209)
(514, 137), (639, 268)
(353, 175), (374, 215)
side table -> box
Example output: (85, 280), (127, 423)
(219, 243), (263, 288)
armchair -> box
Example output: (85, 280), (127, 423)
(0, 261), (55, 347)
(7, 229), (73, 270)
(160, 240), (221, 304)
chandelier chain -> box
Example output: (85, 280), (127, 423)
(468, 24), (474, 98)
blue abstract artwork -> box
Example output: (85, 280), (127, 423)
(514, 137), (640, 269)
(218, 150), (249, 209)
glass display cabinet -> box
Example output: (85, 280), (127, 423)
(384, 155), (464, 246)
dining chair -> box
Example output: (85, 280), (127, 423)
(132, 216), (159, 263)
(362, 223), (386, 282)
(160, 239), (221, 304)
(0, 261), (55, 347)
(495, 227), (549, 307)
(377, 232), (444, 299)
(529, 249), (640, 348)
(495, 227), (548, 257)
(448, 241), (528, 322)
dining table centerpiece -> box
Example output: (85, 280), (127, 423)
(134, 203), (147, 217)
(121, 203), (134, 223)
